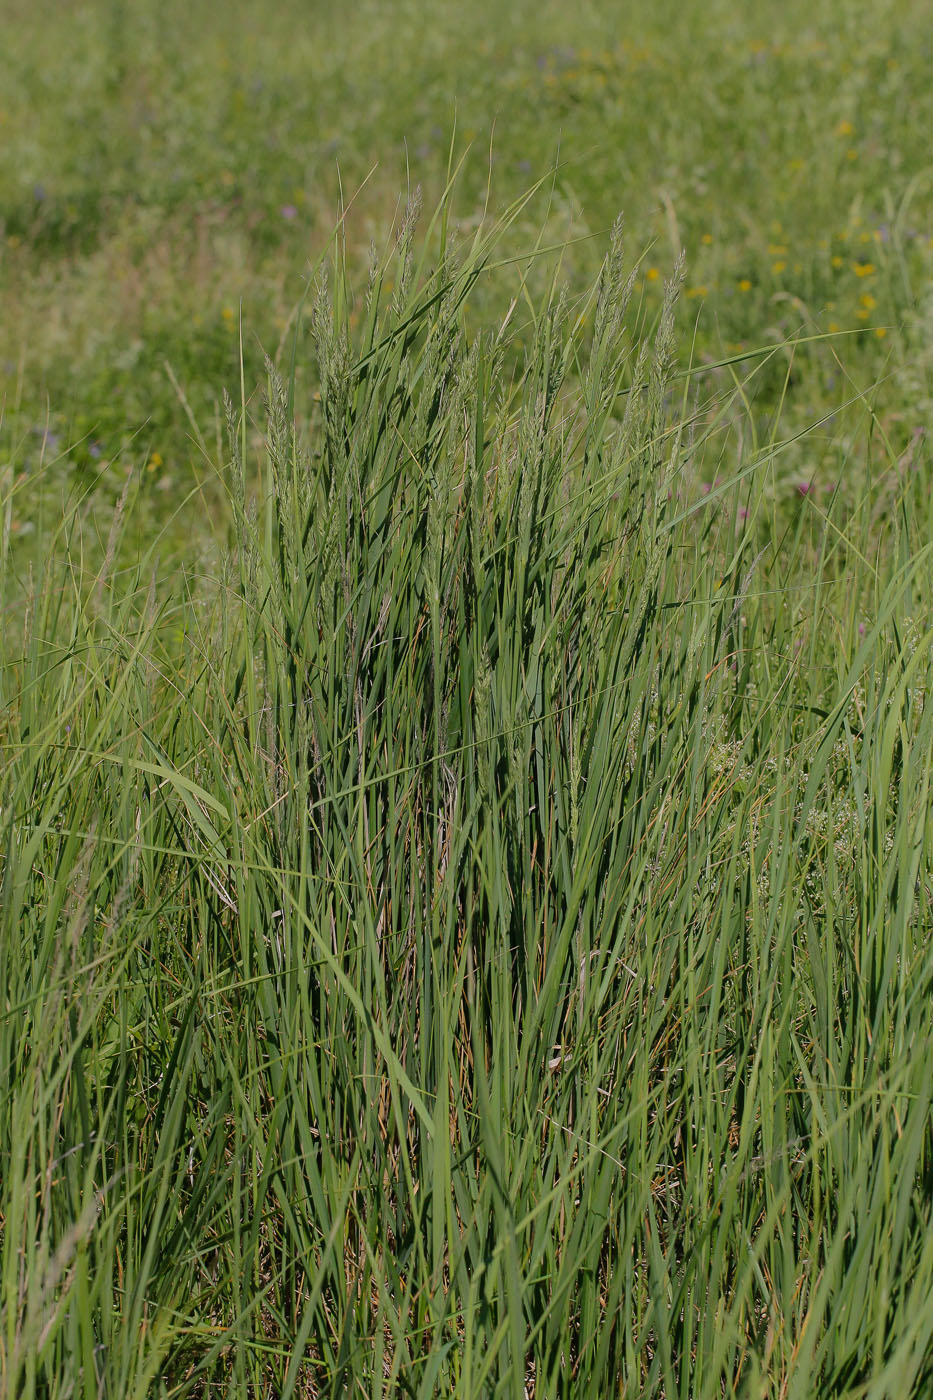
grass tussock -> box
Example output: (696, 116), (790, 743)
(2, 192), (933, 1397)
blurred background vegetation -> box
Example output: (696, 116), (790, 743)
(1, 0), (930, 549)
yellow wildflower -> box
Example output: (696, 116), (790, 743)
(853, 262), (875, 277)
(738, 278), (752, 292)
(772, 260), (786, 274)
(646, 266), (660, 282)
(859, 293), (876, 309)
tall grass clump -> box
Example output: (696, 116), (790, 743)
(2, 191), (933, 1397)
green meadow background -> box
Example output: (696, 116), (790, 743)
(2, 0), (933, 1395)
(3, 0), (930, 509)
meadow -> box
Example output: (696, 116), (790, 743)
(2, 0), (933, 1394)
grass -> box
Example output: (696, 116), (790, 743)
(2, 0), (933, 1395)
(2, 0), (930, 521)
